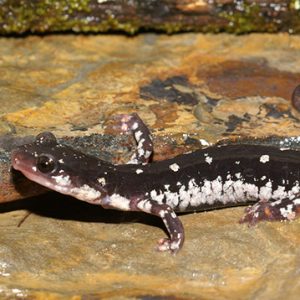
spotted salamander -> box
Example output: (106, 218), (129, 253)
(11, 113), (300, 253)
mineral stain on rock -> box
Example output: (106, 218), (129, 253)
(140, 75), (198, 105)
(225, 113), (251, 133)
(199, 60), (300, 100)
(262, 102), (296, 119)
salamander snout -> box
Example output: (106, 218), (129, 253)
(11, 148), (25, 171)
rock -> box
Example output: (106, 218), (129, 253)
(0, 33), (299, 299)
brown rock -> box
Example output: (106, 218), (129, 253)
(0, 33), (299, 299)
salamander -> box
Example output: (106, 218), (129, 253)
(11, 113), (300, 253)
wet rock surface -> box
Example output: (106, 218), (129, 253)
(0, 33), (299, 299)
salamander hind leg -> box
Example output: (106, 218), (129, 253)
(111, 113), (153, 164)
(240, 197), (300, 226)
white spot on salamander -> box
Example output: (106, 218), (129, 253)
(169, 163), (180, 172)
(58, 159), (64, 163)
(134, 130), (143, 141)
(137, 199), (152, 212)
(170, 211), (177, 219)
(280, 204), (295, 220)
(71, 184), (101, 202)
(131, 122), (139, 130)
(259, 180), (272, 199)
(294, 198), (300, 205)
(136, 169), (143, 174)
(150, 189), (165, 203)
(260, 155), (270, 163)
(205, 156), (213, 164)
(32, 166), (37, 172)
(97, 177), (106, 185)
(145, 150), (152, 158)
(105, 194), (131, 211)
(272, 186), (286, 199)
(159, 210), (167, 218)
(53, 175), (71, 186)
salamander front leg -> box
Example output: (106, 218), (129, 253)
(240, 197), (300, 225)
(101, 195), (184, 253)
(112, 113), (153, 164)
(133, 199), (185, 253)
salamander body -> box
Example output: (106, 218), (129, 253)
(11, 114), (300, 253)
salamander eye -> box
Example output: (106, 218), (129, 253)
(36, 154), (57, 174)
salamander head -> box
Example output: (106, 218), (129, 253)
(11, 132), (106, 203)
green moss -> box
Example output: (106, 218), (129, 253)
(0, 0), (300, 34)
(154, 23), (187, 34)
(219, 3), (274, 34)
(217, 0), (300, 34)
(95, 15), (140, 34)
(0, 0), (142, 34)
(0, 0), (92, 34)
(147, 22), (220, 34)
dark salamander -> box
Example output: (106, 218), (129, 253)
(11, 113), (300, 253)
